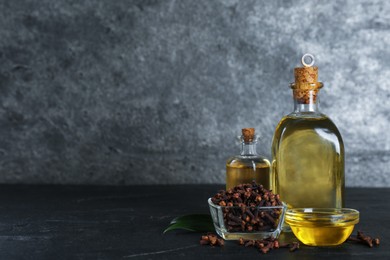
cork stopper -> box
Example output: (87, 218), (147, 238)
(242, 128), (255, 143)
(292, 54), (323, 104)
(294, 66), (318, 84)
(294, 54), (318, 84)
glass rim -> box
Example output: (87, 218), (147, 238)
(285, 208), (359, 226)
(286, 208), (359, 215)
(208, 198), (287, 210)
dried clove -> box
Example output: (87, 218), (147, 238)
(289, 242), (299, 252)
(260, 242), (274, 254)
(244, 240), (255, 247)
(211, 181), (283, 233)
(373, 238), (380, 246)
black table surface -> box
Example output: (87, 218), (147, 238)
(0, 185), (388, 259)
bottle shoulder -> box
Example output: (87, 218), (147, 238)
(287, 111), (328, 119)
(275, 113), (341, 133)
(272, 113), (344, 149)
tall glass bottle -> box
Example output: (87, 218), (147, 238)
(226, 128), (271, 190)
(271, 54), (345, 209)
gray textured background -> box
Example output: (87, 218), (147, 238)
(0, 0), (389, 186)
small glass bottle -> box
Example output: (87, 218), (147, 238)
(226, 128), (271, 190)
(272, 54), (345, 209)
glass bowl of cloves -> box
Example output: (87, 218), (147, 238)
(208, 182), (287, 240)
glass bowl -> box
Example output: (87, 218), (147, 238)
(285, 208), (359, 246)
(208, 198), (287, 240)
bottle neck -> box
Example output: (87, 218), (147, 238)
(240, 142), (257, 156)
(294, 99), (320, 112)
(292, 89), (320, 113)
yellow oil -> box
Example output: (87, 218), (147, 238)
(290, 225), (354, 246)
(272, 115), (344, 208)
(226, 159), (270, 190)
(286, 209), (359, 246)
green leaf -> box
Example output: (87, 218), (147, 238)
(163, 214), (214, 234)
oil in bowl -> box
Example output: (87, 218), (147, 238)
(285, 208), (359, 246)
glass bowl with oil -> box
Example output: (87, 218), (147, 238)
(208, 198), (287, 240)
(285, 208), (359, 246)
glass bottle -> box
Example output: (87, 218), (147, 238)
(271, 54), (345, 209)
(226, 128), (271, 190)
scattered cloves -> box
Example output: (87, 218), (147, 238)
(237, 237), (299, 254)
(199, 233), (224, 247)
(347, 230), (380, 248)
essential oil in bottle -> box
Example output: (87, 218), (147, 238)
(226, 128), (271, 190)
(271, 54), (345, 209)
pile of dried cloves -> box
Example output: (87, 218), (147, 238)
(211, 181), (283, 232)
